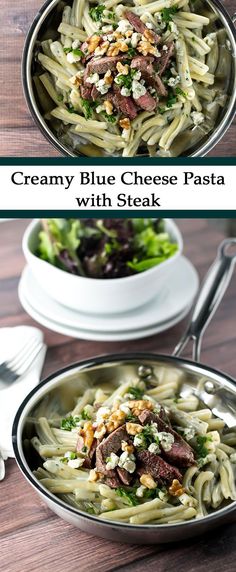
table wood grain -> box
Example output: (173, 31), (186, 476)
(0, 218), (236, 572)
(0, 0), (235, 157)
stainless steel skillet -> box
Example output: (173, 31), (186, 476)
(12, 239), (236, 544)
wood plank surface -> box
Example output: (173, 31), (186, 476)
(0, 218), (236, 572)
(0, 0), (235, 156)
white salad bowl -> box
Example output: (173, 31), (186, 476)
(22, 218), (183, 315)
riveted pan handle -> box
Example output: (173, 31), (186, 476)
(173, 239), (236, 362)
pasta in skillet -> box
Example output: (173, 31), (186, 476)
(32, 369), (236, 525)
(33, 0), (231, 157)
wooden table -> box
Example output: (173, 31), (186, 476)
(0, 0), (235, 157)
(1, 218), (236, 572)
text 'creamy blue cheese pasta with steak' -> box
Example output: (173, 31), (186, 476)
(32, 373), (236, 525)
(34, 0), (231, 156)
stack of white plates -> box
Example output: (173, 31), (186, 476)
(18, 256), (199, 341)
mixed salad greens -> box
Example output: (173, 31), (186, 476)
(37, 219), (178, 279)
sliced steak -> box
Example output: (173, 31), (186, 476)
(131, 55), (154, 76)
(108, 86), (138, 120)
(96, 424), (128, 474)
(104, 474), (121, 489)
(131, 55), (166, 100)
(117, 467), (133, 485)
(136, 450), (182, 484)
(125, 10), (161, 44)
(154, 74), (168, 98)
(87, 55), (128, 75)
(136, 91), (156, 111)
(91, 85), (100, 101)
(138, 409), (195, 467)
(76, 435), (85, 453)
(158, 42), (175, 76)
(80, 84), (92, 100)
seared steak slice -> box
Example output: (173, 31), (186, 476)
(131, 55), (154, 76)
(96, 424), (128, 474)
(108, 86), (138, 120)
(91, 85), (100, 101)
(104, 474), (121, 488)
(80, 84), (92, 100)
(137, 450), (182, 484)
(117, 467), (133, 485)
(158, 42), (175, 76)
(131, 55), (167, 99)
(136, 91), (156, 111)
(154, 74), (168, 97)
(138, 409), (195, 467)
(87, 55), (128, 75)
(125, 10), (161, 44)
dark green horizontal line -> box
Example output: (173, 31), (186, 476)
(0, 157), (236, 166)
(1, 211), (236, 218)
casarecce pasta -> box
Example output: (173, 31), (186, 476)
(33, 0), (231, 157)
(31, 368), (236, 525)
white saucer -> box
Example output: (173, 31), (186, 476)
(19, 257), (199, 333)
(18, 257), (199, 342)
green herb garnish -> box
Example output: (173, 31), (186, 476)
(81, 409), (91, 420)
(101, 112), (117, 123)
(116, 487), (139, 506)
(63, 47), (71, 54)
(135, 425), (160, 450)
(89, 4), (106, 21)
(67, 105), (80, 114)
(61, 415), (78, 431)
(175, 87), (187, 98)
(115, 69), (137, 90)
(166, 93), (177, 108)
(127, 386), (145, 400)
(195, 435), (210, 459)
(72, 48), (84, 58)
(81, 98), (98, 120)
(161, 7), (178, 23)
(127, 47), (136, 57)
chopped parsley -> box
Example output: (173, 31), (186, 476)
(115, 69), (137, 90)
(126, 413), (138, 422)
(166, 93), (177, 107)
(72, 48), (84, 58)
(161, 7), (178, 23)
(61, 409), (91, 430)
(80, 409), (91, 420)
(61, 415), (78, 431)
(116, 487), (139, 506)
(175, 87), (187, 98)
(101, 111), (117, 123)
(127, 47), (136, 57)
(136, 425), (160, 450)
(81, 98), (97, 120)
(67, 105), (80, 114)
(57, 94), (63, 102)
(127, 386), (145, 400)
(89, 4), (106, 22)
(60, 452), (77, 462)
(158, 106), (166, 114)
(195, 435), (210, 459)
(63, 47), (71, 54)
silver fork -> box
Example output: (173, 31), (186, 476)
(0, 337), (44, 385)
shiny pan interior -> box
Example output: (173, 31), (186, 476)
(13, 353), (236, 544)
(22, 0), (236, 157)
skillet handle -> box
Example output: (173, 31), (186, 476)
(173, 239), (236, 362)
